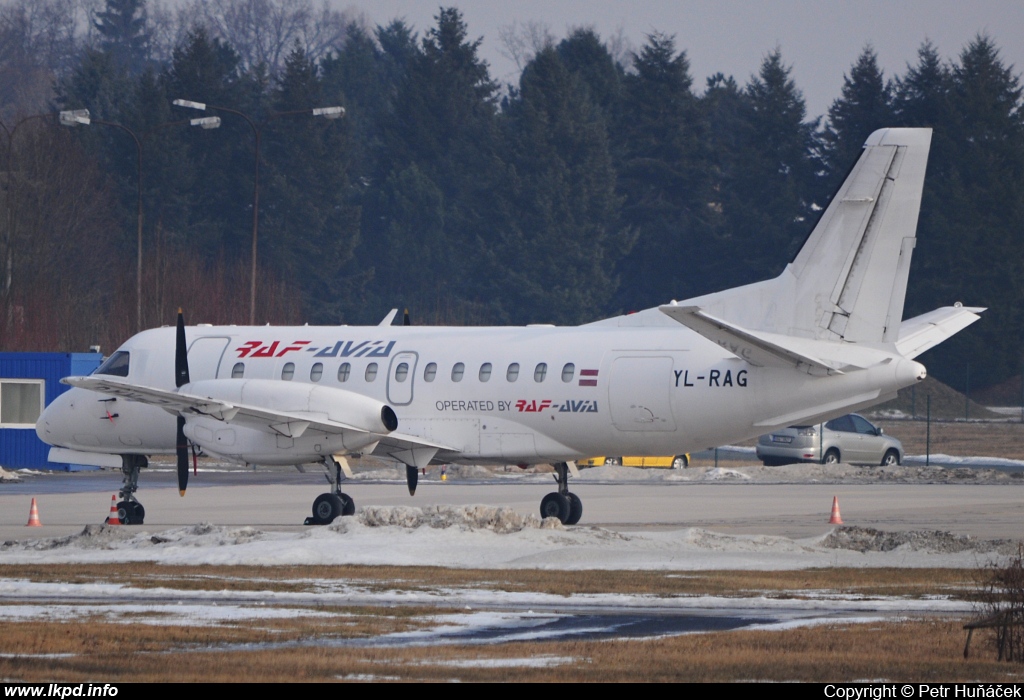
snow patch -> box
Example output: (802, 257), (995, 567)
(354, 505), (558, 533)
(821, 526), (1018, 554)
(703, 468), (751, 481)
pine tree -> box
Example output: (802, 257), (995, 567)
(908, 36), (1024, 391)
(555, 28), (623, 121)
(262, 46), (360, 322)
(93, 0), (151, 75)
(614, 32), (708, 309)
(161, 28), (254, 256)
(359, 8), (502, 322)
(715, 49), (821, 288)
(495, 46), (626, 323)
(821, 46), (894, 194)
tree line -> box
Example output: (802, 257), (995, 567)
(0, 0), (1021, 393)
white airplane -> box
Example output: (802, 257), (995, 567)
(36, 128), (982, 526)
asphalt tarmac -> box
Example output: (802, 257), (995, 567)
(2, 466), (1023, 542)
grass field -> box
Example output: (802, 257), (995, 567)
(0, 564), (1021, 682)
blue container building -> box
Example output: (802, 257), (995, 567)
(0, 352), (103, 470)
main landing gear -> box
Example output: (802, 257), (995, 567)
(306, 456), (356, 525)
(114, 454), (147, 525)
(539, 462), (582, 525)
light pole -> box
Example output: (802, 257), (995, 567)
(60, 109), (220, 333)
(172, 99), (344, 325)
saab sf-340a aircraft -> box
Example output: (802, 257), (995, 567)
(36, 128), (982, 526)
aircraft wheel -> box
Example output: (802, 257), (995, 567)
(116, 501), (135, 525)
(566, 493), (583, 525)
(131, 502), (145, 524)
(540, 492), (570, 523)
(340, 492), (356, 516)
(311, 493), (344, 524)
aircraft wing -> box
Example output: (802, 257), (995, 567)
(62, 376), (453, 450)
(896, 305), (985, 360)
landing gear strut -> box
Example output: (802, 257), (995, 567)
(305, 456), (356, 525)
(540, 462), (582, 525)
(115, 454), (147, 525)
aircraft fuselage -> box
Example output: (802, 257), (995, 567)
(38, 320), (924, 467)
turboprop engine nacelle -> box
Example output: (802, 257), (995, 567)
(180, 379), (397, 465)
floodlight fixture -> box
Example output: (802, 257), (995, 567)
(173, 99), (206, 111)
(191, 117), (221, 129)
(59, 109), (90, 126)
(312, 106), (345, 119)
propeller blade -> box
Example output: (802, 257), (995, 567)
(175, 309), (190, 496)
(403, 308), (410, 326)
(176, 415), (188, 496)
(175, 308), (190, 388)
(406, 465), (419, 496)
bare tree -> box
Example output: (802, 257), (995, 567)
(179, 0), (355, 77)
(0, 120), (120, 351)
(0, 0), (90, 118)
(497, 19), (553, 74)
(969, 546), (1024, 662)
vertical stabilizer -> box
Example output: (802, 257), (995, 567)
(672, 128), (932, 345)
(789, 128), (931, 343)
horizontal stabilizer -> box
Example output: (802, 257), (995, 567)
(661, 305), (848, 375)
(896, 306), (985, 359)
(659, 304), (905, 375)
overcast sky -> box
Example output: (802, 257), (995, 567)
(348, 0), (1024, 119)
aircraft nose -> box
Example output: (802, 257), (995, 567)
(35, 389), (74, 446)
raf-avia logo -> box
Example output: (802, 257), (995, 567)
(515, 399), (599, 413)
(236, 340), (396, 359)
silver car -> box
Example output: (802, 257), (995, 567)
(755, 414), (903, 466)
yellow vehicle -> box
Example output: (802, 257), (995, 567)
(579, 455), (689, 469)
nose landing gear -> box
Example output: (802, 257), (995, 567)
(115, 454), (147, 525)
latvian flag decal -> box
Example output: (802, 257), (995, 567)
(579, 369), (599, 387)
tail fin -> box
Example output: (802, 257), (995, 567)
(789, 128), (930, 343)
(671, 128), (932, 345)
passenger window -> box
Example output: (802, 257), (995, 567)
(337, 362), (351, 382)
(561, 363), (575, 382)
(506, 363), (519, 382)
(424, 363), (437, 382)
(395, 362), (409, 382)
(534, 363), (547, 382)
(310, 362), (323, 382)
(281, 362), (295, 381)
(231, 362), (244, 378)
(451, 362), (465, 382)
(479, 363), (492, 382)
(365, 363), (378, 382)
(95, 351), (130, 377)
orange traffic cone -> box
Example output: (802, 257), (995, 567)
(829, 496), (843, 525)
(105, 495), (121, 525)
(25, 498), (41, 527)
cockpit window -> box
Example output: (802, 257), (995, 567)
(94, 351), (130, 377)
